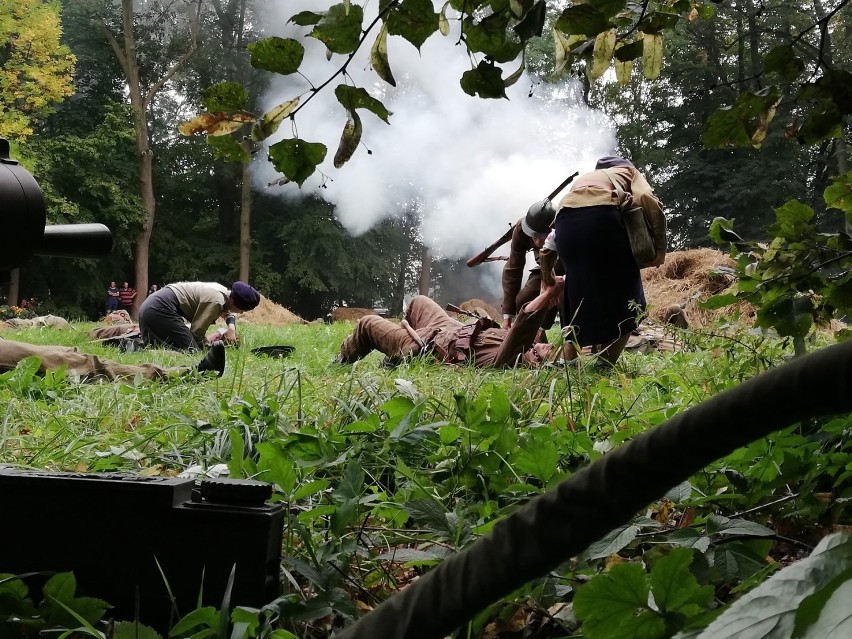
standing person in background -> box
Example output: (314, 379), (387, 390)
(500, 202), (564, 343)
(553, 155), (666, 367)
(148, 283), (159, 296)
(106, 281), (119, 313)
(138, 281), (261, 351)
(118, 282), (137, 314)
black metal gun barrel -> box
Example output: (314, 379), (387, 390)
(39, 223), (113, 259)
(1, 137), (113, 279)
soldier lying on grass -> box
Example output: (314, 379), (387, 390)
(0, 339), (225, 382)
(337, 278), (564, 368)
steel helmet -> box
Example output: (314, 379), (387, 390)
(522, 199), (556, 239)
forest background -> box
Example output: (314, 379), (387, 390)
(3, 0), (851, 322)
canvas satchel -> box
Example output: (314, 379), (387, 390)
(600, 169), (657, 268)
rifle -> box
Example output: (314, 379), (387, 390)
(466, 170), (579, 268)
(445, 303), (482, 319)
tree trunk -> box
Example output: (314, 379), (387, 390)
(102, 0), (199, 317)
(418, 245), (431, 295)
(7, 269), (19, 307)
(239, 158), (252, 282)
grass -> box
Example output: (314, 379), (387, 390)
(1, 319), (848, 637)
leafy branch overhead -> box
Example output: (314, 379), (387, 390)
(178, 0), (852, 186)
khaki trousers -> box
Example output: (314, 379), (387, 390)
(339, 296), (461, 363)
(0, 340), (189, 382)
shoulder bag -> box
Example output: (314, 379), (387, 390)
(600, 169), (657, 268)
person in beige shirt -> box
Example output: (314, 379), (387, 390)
(138, 281), (260, 351)
(553, 155), (666, 366)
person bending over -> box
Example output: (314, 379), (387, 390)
(138, 281), (260, 351)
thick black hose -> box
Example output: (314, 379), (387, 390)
(335, 340), (852, 639)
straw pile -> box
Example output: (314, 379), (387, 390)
(330, 307), (378, 322)
(455, 298), (502, 323)
(239, 296), (306, 326)
(642, 248), (753, 327)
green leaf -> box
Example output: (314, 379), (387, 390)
(385, 0), (439, 50)
(248, 37), (305, 75)
(793, 567), (852, 638)
(207, 135), (250, 163)
(585, 524), (640, 560)
(797, 99), (843, 145)
(268, 138), (327, 187)
(512, 0), (546, 41)
(699, 293), (739, 310)
(707, 515), (775, 537)
(460, 61), (508, 99)
(707, 217), (738, 244)
(703, 87), (782, 149)
(203, 82), (248, 112)
(370, 23), (396, 87)
(512, 427), (558, 482)
(574, 562), (666, 639)
(756, 295), (814, 340)
(768, 200), (814, 240)
(764, 46), (804, 81)
(824, 172), (852, 216)
(252, 98), (300, 142)
(170, 606), (219, 635)
(554, 5), (610, 37)
(292, 479), (330, 500)
(256, 442), (297, 494)
(651, 548), (713, 614)
(711, 540), (774, 583)
(334, 85), (391, 123)
(614, 38), (644, 61)
(310, 3), (364, 55)
(111, 621), (162, 639)
(289, 11), (323, 27)
(694, 533), (852, 638)
(462, 14), (524, 64)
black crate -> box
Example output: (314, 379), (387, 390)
(0, 467), (285, 632)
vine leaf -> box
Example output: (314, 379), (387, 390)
(460, 61), (507, 99)
(252, 98), (300, 142)
(590, 28), (616, 80)
(310, 3), (364, 55)
(642, 32), (663, 80)
(247, 37), (305, 75)
(268, 138), (327, 186)
(335, 85), (391, 123)
(370, 23), (396, 87)
(385, 0), (439, 51)
(178, 113), (254, 136)
(333, 110), (362, 168)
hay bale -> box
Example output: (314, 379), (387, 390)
(642, 248), (754, 327)
(239, 296), (306, 326)
(331, 307), (378, 322)
(456, 299), (502, 323)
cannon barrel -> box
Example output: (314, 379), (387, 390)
(0, 138), (112, 282)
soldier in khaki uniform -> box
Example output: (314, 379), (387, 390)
(338, 278), (563, 368)
(0, 338), (225, 381)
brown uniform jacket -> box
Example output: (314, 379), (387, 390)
(557, 166), (666, 266)
(501, 220), (540, 317)
(432, 301), (544, 368)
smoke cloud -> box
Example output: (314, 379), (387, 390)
(254, 1), (616, 293)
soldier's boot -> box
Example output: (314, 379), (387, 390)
(196, 342), (226, 377)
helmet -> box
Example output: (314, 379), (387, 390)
(522, 199), (556, 239)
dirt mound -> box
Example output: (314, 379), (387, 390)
(642, 248), (753, 327)
(455, 298), (502, 323)
(331, 307), (378, 322)
(239, 296), (306, 326)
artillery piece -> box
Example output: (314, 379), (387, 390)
(0, 137), (112, 285)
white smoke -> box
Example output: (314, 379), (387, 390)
(254, 1), (616, 281)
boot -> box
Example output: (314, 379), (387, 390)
(196, 342), (226, 377)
